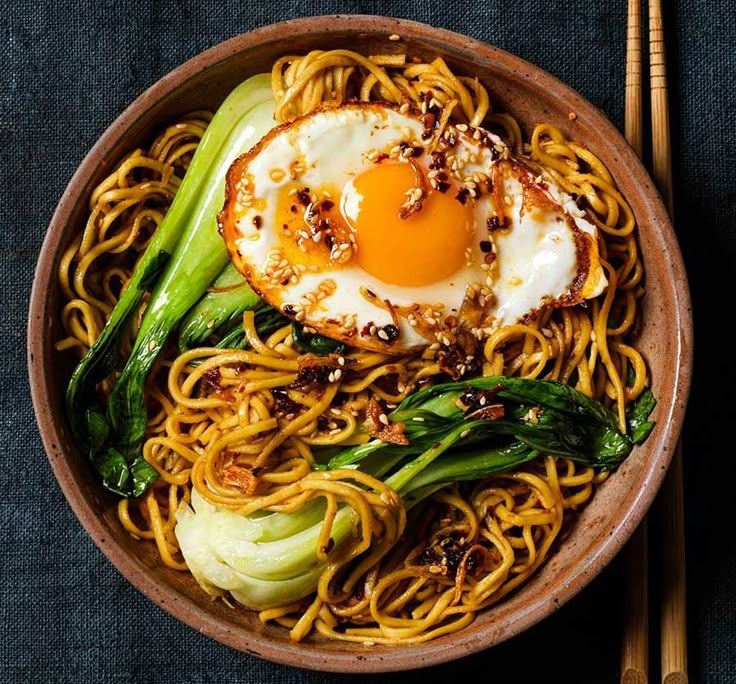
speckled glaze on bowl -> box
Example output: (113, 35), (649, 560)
(28, 15), (692, 673)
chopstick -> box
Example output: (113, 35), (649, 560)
(649, 1), (689, 680)
(621, 2), (688, 683)
(621, 3), (649, 681)
(649, 0), (674, 215)
(621, 521), (649, 684)
(625, 0), (644, 159)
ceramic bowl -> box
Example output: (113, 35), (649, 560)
(28, 15), (692, 672)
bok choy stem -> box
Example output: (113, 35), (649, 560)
(174, 376), (656, 611)
(178, 261), (262, 352)
(108, 97), (275, 484)
(68, 75), (275, 496)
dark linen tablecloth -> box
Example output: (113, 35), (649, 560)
(3, 1), (734, 682)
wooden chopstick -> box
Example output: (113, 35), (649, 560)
(620, 3), (649, 681)
(659, 445), (688, 684)
(625, 0), (644, 158)
(622, 523), (649, 684)
(649, 1), (688, 682)
(649, 0), (674, 215)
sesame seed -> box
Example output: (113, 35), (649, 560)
(389, 33), (401, 41)
(328, 371), (336, 383)
(333, 369), (343, 380)
(377, 329), (389, 341)
(456, 123), (468, 132)
(379, 414), (390, 426)
(412, 416), (425, 422)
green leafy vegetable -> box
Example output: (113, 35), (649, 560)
(403, 442), (538, 490)
(291, 322), (346, 356)
(178, 261), (261, 352)
(174, 376), (657, 610)
(328, 376), (652, 472)
(176, 491), (351, 609)
(67, 75), (275, 497)
(626, 388), (657, 444)
(108, 96), (275, 462)
(83, 407), (159, 497)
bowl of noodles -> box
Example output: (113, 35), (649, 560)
(28, 15), (691, 672)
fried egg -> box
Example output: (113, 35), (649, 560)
(219, 103), (605, 353)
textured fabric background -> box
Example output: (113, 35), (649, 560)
(2, 1), (734, 682)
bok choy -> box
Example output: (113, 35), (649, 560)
(67, 75), (276, 497)
(175, 376), (656, 610)
(178, 261), (262, 352)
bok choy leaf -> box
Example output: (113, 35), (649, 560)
(67, 75), (275, 497)
(175, 377), (656, 611)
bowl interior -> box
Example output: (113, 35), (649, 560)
(28, 15), (691, 673)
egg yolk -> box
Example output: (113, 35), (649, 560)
(341, 162), (474, 287)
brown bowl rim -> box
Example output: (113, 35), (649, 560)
(28, 14), (693, 673)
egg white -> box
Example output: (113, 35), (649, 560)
(220, 103), (606, 353)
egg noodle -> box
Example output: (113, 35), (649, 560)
(56, 50), (647, 644)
